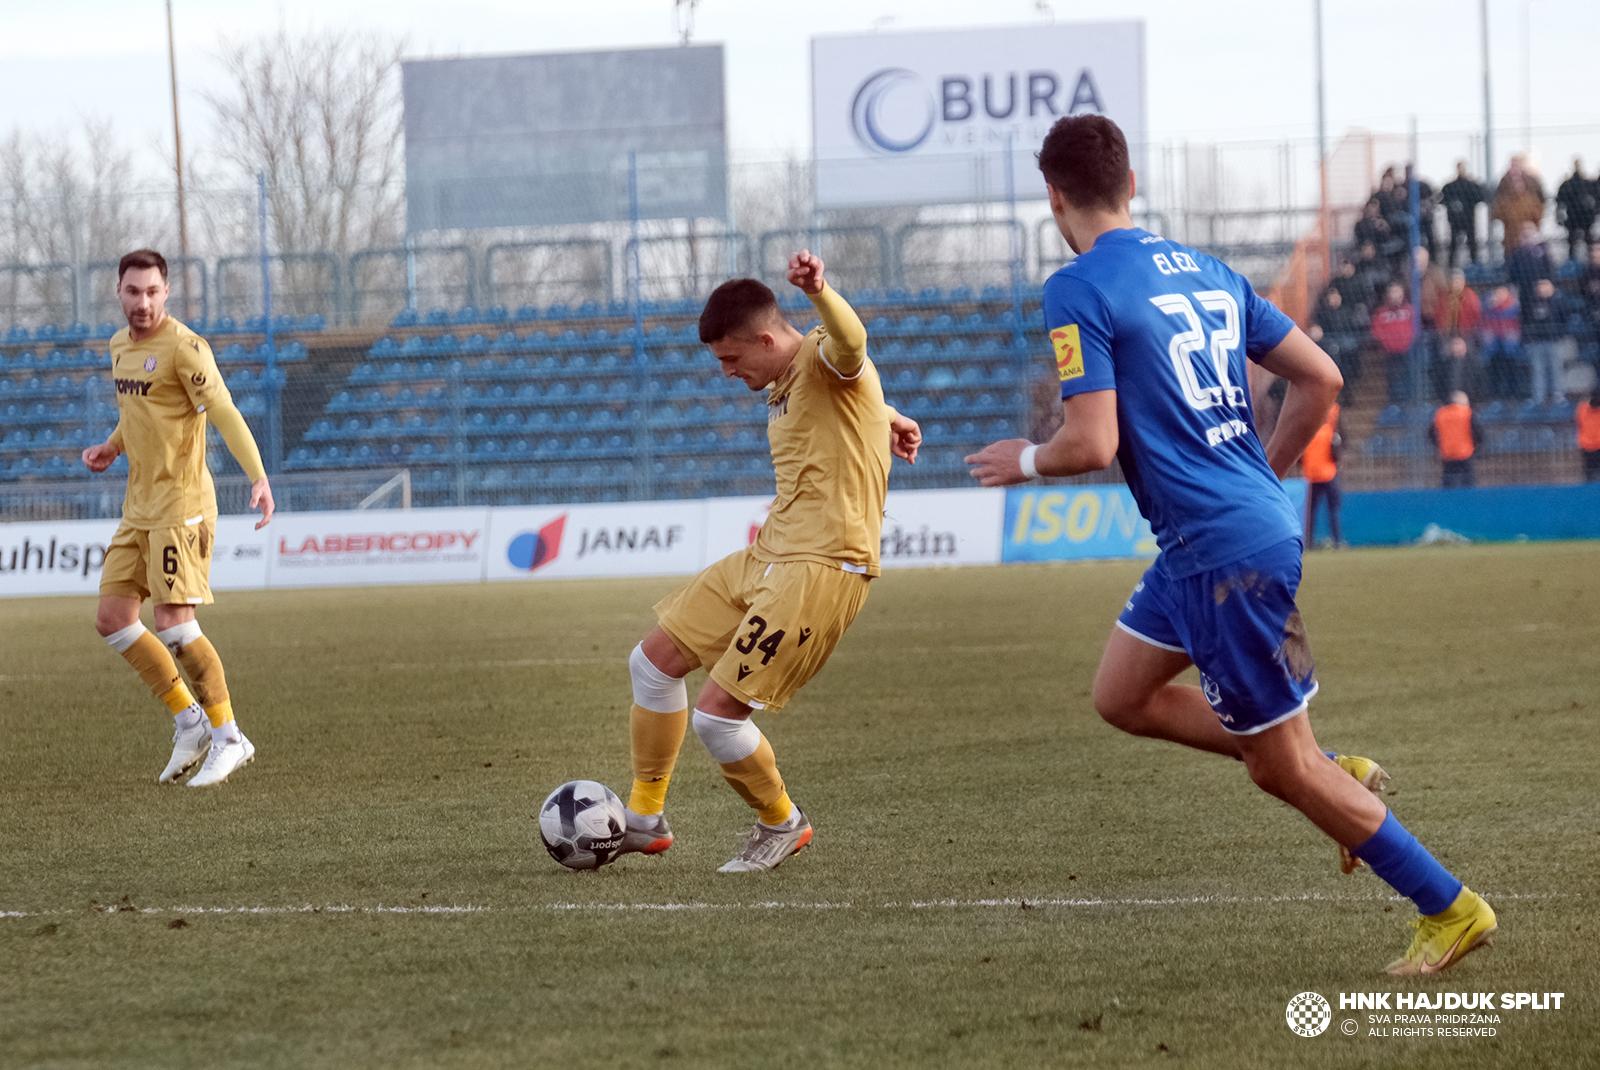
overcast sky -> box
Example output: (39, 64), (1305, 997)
(5, 0), (1598, 186)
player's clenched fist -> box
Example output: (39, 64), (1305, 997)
(787, 250), (826, 295)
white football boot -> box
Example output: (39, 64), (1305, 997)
(718, 807), (813, 872)
(159, 716), (211, 783)
(187, 730), (255, 788)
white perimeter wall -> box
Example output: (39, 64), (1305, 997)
(0, 488), (1008, 598)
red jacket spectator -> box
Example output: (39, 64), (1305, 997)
(1371, 298), (1415, 355)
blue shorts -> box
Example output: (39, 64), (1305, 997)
(1116, 537), (1318, 735)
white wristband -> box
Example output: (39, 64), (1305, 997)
(1018, 443), (1041, 481)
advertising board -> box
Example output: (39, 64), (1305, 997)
(485, 501), (706, 582)
(403, 45), (727, 231)
(268, 509), (490, 588)
(812, 22), (1146, 208)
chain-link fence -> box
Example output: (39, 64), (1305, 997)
(6, 128), (1600, 520)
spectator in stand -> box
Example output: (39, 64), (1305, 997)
(1416, 248), (1448, 400)
(1481, 286), (1524, 399)
(1441, 160), (1488, 267)
(1506, 221), (1554, 307)
(1351, 241), (1390, 307)
(1371, 282), (1416, 402)
(1521, 277), (1574, 407)
(1578, 390), (1600, 482)
(1310, 286), (1367, 395)
(1355, 201), (1396, 263)
(1555, 158), (1597, 263)
(1430, 268), (1483, 338)
(1429, 391), (1485, 489)
(1441, 334), (1478, 398)
(1301, 402), (1344, 549)
(1492, 155), (1547, 258)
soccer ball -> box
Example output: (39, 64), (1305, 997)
(538, 780), (627, 870)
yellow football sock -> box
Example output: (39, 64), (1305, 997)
(121, 631), (190, 708)
(159, 682), (198, 716)
(628, 703), (687, 814)
(718, 735), (793, 825)
(173, 636), (232, 724)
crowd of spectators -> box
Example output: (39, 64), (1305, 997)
(1307, 155), (1600, 411)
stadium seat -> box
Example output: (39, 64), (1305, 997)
(1514, 399), (1543, 423)
(461, 333), (490, 355)
(923, 367), (956, 389)
(1375, 404), (1406, 427)
(431, 334), (460, 356)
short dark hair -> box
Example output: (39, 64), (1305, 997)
(118, 249), (168, 283)
(699, 278), (780, 344)
(1036, 115), (1130, 213)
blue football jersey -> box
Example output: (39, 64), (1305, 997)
(1044, 227), (1300, 577)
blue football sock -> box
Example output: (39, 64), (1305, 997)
(1323, 750), (1338, 761)
(1352, 811), (1463, 916)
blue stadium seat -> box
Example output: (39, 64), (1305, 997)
(923, 367), (956, 389)
(285, 447), (315, 470)
(421, 308), (450, 327)
(574, 301), (602, 319)
(896, 315), (925, 336)
(956, 365), (985, 386)
(490, 331), (520, 354)
(452, 306), (481, 326)
(513, 304), (542, 323)
(1375, 405), (1406, 427)
(910, 341), (939, 362)
(461, 333), (490, 354)
(399, 335), (428, 356)
(11, 351), (38, 371)
(1546, 397), (1575, 422)
(1513, 399), (1543, 422)
(523, 333), (553, 352)
(391, 309), (420, 329)
(4, 326), (30, 343)
(431, 334), (460, 356)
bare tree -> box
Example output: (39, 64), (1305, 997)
(205, 27), (406, 318)
(0, 122), (155, 329)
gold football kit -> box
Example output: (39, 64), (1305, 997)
(656, 285), (891, 710)
(99, 316), (265, 604)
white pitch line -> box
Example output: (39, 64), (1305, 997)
(0, 890), (1576, 920)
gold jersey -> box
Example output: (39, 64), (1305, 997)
(108, 316), (259, 529)
(752, 320), (891, 577)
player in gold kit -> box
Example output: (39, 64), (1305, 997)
(82, 249), (274, 787)
(613, 251), (921, 871)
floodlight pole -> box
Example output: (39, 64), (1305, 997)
(258, 172), (281, 475)
(1314, 0), (1331, 280)
(1481, 0), (1495, 186)
(165, 0), (192, 322)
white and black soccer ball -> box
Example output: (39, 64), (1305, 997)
(538, 780), (627, 870)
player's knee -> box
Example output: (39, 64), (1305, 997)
(630, 642), (689, 713)
(1092, 675), (1146, 733)
(1240, 746), (1314, 803)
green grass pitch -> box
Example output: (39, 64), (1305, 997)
(2, 542), (1597, 1069)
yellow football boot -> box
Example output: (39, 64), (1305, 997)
(1386, 887), (1498, 975)
(1333, 754), (1390, 874)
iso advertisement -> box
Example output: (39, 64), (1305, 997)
(811, 21), (1146, 208)
(1003, 481), (1311, 563)
(1003, 485), (1158, 563)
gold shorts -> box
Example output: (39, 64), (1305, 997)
(654, 546), (871, 711)
(99, 519), (215, 605)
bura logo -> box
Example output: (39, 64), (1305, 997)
(507, 515), (566, 572)
(849, 65), (1106, 155)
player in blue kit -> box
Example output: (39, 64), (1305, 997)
(967, 115), (1496, 974)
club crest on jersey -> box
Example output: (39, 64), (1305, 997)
(1051, 324), (1085, 381)
(144, 356), (158, 372)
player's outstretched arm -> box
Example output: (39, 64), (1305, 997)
(1254, 326), (1343, 479)
(965, 389), (1118, 486)
(207, 399), (274, 527)
(789, 250), (868, 378)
